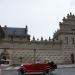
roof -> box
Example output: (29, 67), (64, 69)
(2, 26), (29, 37)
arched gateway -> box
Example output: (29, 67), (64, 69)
(0, 49), (10, 65)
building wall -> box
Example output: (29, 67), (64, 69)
(0, 41), (64, 64)
(0, 13), (75, 65)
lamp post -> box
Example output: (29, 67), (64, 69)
(19, 57), (23, 64)
(33, 49), (36, 64)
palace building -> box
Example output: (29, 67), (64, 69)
(0, 13), (75, 65)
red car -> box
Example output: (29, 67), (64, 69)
(18, 61), (57, 75)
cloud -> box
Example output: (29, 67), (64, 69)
(70, 0), (75, 6)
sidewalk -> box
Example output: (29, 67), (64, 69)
(0, 66), (20, 70)
(0, 64), (20, 70)
(57, 64), (75, 68)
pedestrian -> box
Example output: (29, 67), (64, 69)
(36, 59), (40, 64)
(44, 58), (49, 64)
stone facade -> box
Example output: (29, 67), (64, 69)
(0, 13), (75, 65)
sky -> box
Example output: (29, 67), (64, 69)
(0, 0), (75, 40)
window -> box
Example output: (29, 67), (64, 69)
(72, 38), (74, 44)
(72, 29), (75, 31)
(65, 37), (68, 44)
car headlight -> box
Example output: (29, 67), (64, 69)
(21, 64), (23, 67)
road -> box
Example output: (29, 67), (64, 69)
(1, 67), (75, 75)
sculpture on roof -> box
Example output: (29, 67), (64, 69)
(25, 25), (28, 35)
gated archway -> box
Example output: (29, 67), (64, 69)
(0, 49), (10, 64)
(71, 53), (74, 64)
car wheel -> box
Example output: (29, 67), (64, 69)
(48, 69), (51, 75)
(44, 69), (49, 75)
(18, 69), (26, 75)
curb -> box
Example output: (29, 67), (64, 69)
(57, 64), (75, 68)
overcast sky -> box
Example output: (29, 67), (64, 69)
(0, 0), (75, 40)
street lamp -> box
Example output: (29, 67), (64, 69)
(33, 49), (36, 64)
(19, 57), (23, 64)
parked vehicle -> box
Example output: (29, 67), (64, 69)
(18, 61), (57, 75)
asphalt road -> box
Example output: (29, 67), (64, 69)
(1, 67), (75, 75)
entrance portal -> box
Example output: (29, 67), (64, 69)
(71, 53), (74, 64)
(0, 49), (10, 65)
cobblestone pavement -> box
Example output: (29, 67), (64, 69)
(1, 67), (75, 75)
(1, 64), (75, 75)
